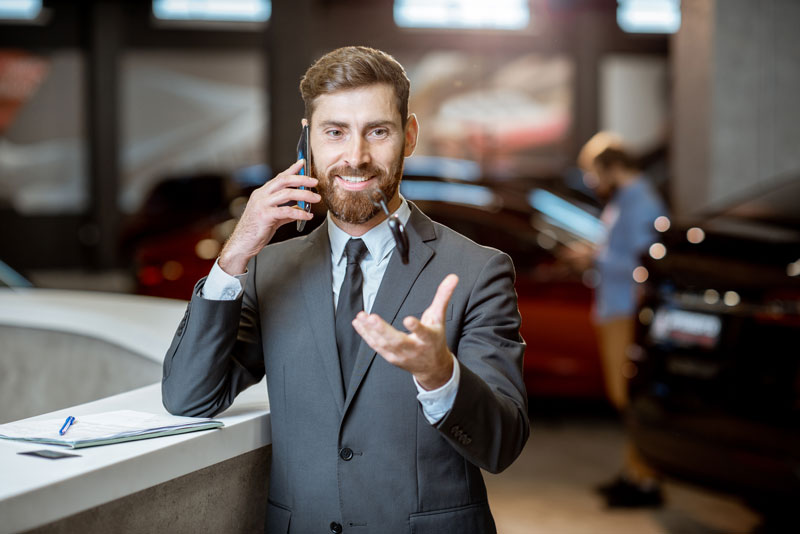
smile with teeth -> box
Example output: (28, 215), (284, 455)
(338, 175), (372, 183)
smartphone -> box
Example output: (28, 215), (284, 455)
(296, 123), (312, 231)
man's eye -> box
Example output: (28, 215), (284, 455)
(327, 130), (342, 138)
(371, 128), (388, 138)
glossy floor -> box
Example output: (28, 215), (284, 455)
(484, 413), (762, 534)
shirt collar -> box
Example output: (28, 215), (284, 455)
(328, 195), (412, 265)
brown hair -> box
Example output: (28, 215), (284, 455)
(593, 146), (639, 171)
(577, 132), (640, 171)
(299, 46), (410, 124)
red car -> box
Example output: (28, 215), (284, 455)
(400, 180), (603, 400)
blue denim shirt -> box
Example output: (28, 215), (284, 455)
(594, 177), (667, 321)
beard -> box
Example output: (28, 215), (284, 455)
(313, 151), (404, 225)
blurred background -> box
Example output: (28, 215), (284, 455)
(1, 1), (798, 532)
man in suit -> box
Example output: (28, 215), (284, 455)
(162, 46), (529, 533)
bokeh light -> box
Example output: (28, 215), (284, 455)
(622, 361), (638, 379)
(687, 227), (705, 244)
(582, 268), (601, 289)
(638, 307), (654, 325)
(536, 230), (557, 250)
(654, 216), (671, 232)
(162, 260), (184, 281)
(632, 266), (649, 283)
(723, 291), (741, 307)
(649, 243), (667, 260)
(195, 238), (221, 260)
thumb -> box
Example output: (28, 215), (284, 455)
(422, 274), (459, 325)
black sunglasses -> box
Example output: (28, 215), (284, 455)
(371, 190), (409, 264)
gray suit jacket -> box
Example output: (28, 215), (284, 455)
(162, 203), (529, 533)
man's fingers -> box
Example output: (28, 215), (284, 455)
(269, 186), (321, 207)
(353, 312), (412, 356)
(353, 316), (393, 355)
(259, 159), (306, 191)
(403, 315), (434, 338)
(403, 315), (420, 331)
(353, 312), (397, 342)
(218, 159), (319, 271)
(285, 158), (306, 175)
(266, 173), (318, 194)
(422, 274), (459, 325)
(431, 274), (459, 313)
(271, 205), (315, 222)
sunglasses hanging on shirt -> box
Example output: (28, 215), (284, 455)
(371, 190), (409, 264)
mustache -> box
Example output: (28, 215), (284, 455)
(326, 164), (386, 180)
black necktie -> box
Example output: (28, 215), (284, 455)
(336, 238), (369, 391)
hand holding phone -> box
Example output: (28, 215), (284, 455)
(218, 158), (318, 276)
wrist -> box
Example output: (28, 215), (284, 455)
(415, 353), (454, 391)
(218, 248), (250, 276)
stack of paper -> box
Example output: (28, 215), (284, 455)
(0, 410), (223, 449)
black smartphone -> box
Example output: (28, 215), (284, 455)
(296, 123), (312, 231)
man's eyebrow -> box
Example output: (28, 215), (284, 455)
(364, 120), (396, 130)
(317, 120), (348, 129)
(316, 119), (398, 131)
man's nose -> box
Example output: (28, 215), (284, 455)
(344, 135), (371, 168)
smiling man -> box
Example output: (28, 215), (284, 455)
(162, 46), (529, 534)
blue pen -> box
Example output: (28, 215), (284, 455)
(59, 416), (75, 436)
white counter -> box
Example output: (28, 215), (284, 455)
(0, 380), (271, 534)
(0, 288), (188, 363)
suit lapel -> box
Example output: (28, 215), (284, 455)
(301, 221), (345, 412)
(343, 204), (437, 414)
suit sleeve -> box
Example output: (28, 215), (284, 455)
(161, 255), (265, 417)
(435, 251), (530, 474)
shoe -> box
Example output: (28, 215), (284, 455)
(595, 475), (627, 495)
(598, 476), (664, 508)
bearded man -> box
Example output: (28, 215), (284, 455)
(162, 46), (529, 534)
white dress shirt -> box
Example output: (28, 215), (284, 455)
(201, 196), (458, 424)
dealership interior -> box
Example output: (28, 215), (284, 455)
(1, 1), (798, 533)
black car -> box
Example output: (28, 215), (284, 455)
(628, 181), (800, 525)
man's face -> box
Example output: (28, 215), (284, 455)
(309, 83), (417, 225)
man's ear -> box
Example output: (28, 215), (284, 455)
(404, 114), (419, 158)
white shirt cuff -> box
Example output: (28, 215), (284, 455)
(199, 259), (247, 300)
(414, 353), (460, 425)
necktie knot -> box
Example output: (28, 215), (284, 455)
(344, 238), (368, 266)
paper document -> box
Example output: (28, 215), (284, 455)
(0, 410), (223, 449)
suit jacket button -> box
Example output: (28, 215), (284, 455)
(330, 521), (343, 534)
(340, 447), (354, 461)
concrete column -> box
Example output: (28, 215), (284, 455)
(671, 0), (800, 218)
